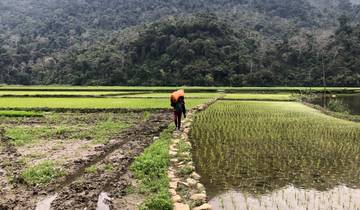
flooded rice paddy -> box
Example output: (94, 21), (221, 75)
(190, 101), (360, 210)
(210, 186), (360, 210)
(312, 94), (360, 115)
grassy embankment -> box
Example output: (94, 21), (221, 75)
(130, 126), (174, 210)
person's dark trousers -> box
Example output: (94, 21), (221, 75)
(174, 111), (182, 130)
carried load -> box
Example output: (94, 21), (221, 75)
(170, 89), (185, 106)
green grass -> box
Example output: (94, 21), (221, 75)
(131, 126), (173, 210)
(191, 101), (360, 196)
(21, 161), (64, 185)
(86, 119), (129, 144)
(85, 165), (98, 174)
(0, 97), (207, 110)
(4, 113), (132, 146)
(0, 91), (135, 96)
(224, 93), (296, 100)
(5, 127), (58, 146)
(0, 110), (43, 117)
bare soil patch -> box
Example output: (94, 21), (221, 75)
(0, 111), (171, 210)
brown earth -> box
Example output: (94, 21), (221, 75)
(0, 111), (171, 210)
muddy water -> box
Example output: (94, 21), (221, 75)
(210, 186), (360, 210)
(35, 194), (58, 210)
(312, 94), (360, 115)
(96, 192), (111, 210)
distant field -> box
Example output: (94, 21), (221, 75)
(1, 85), (359, 93)
(123, 92), (223, 98)
(0, 91), (137, 96)
(224, 93), (296, 101)
(0, 97), (207, 110)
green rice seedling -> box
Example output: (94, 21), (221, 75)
(190, 101), (360, 200)
(224, 93), (296, 101)
(123, 92), (221, 98)
(0, 97), (207, 110)
(0, 91), (135, 96)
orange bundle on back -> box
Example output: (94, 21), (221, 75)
(170, 89), (185, 104)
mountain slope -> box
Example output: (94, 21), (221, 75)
(0, 0), (359, 86)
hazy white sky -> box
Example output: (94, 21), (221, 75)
(350, 0), (360, 4)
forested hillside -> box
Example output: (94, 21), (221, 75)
(0, 0), (359, 86)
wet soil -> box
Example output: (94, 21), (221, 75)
(0, 111), (171, 210)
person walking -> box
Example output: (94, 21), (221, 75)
(171, 91), (186, 130)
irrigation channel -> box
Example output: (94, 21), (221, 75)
(189, 99), (360, 210)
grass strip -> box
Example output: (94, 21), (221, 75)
(21, 160), (65, 185)
(131, 125), (173, 210)
(0, 110), (43, 117)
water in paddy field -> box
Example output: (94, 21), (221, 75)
(210, 186), (360, 210)
(312, 94), (360, 115)
(191, 101), (360, 210)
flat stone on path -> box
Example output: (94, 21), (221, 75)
(193, 203), (212, 210)
(169, 189), (177, 196)
(190, 193), (207, 201)
(196, 183), (205, 192)
(170, 181), (178, 189)
(191, 172), (201, 180)
(172, 195), (182, 202)
(186, 178), (197, 187)
(174, 203), (190, 210)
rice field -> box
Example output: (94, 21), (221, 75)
(0, 97), (207, 110)
(0, 91), (139, 97)
(122, 92), (223, 98)
(190, 101), (360, 209)
(224, 93), (296, 101)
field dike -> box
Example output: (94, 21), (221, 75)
(168, 97), (220, 210)
(0, 111), (172, 210)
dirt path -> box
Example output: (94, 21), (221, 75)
(0, 111), (171, 210)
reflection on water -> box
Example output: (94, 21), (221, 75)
(312, 94), (360, 115)
(35, 194), (58, 210)
(210, 186), (360, 210)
